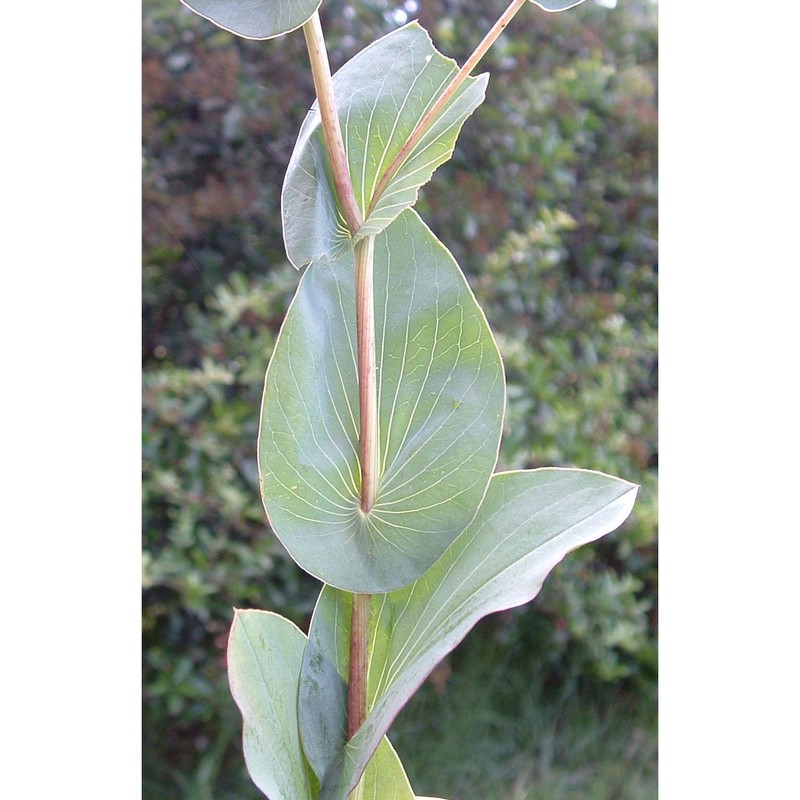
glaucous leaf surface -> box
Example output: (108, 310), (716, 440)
(259, 210), (504, 593)
(227, 610), (316, 800)
(179, 0), (321, 39)
(299, 468), (638, 800)
(528, 0), (589, 11)
(282, 23), (488, 268)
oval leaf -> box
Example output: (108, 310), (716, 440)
(227, 610), (316, 800)
(259, 209), (504, 593)
(179, 0), (322, 40)
(282, 22), (488, 268)
(300, 468), (638, 800)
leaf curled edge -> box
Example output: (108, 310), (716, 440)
(282, 22), (488, 268)
(301, 468), (638, 800)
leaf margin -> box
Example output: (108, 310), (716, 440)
(300, 467), (639, 800)
(178, 0), (323, 40)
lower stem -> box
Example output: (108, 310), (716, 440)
(350, 237), (377, 743)
(348, 592), (371, 739)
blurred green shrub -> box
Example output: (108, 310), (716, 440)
(143, 0), (657, 795)
(475, 206), (657, 689)
(143, 265), (322, 797)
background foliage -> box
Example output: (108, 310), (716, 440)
(142, 0), (657, 797)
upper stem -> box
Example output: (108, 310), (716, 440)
(303, 12), (364, 236)
(354, 236), (379, 513)
(368, 0), (527, 216)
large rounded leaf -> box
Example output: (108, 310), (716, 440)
(282, 22), (488, 268)
(259, 209), (504, 593)
(179, 0), (322, 40)
(299, 468), (638, 800)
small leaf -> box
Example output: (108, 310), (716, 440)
(528, 0), (590, 11)
(179, 0), (322, 40)
(300, 468), (638, 800)
(282, 22), (488, 268)
(227, 610), (316, 800)
(259, 210), (504, 593)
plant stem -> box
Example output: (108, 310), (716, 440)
(353, 235), (376, 771)
(368, 0), (527, 216)
(348, 592), (371, 739)
(302, 12), (363, 236)
(354, 235), (379, 514)
(350, 236), (378, 753)
(301, 12), (376, 764)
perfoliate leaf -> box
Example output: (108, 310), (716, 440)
(528, 0), (590, 11)
(300, 468), (638, 800)
(227, 610), (316, 800)
(282, 22), (488, 268)
(179, 0), (322, 40)
(259, 210), (504, 593)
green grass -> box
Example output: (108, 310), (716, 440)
(389, 622), (657, 800)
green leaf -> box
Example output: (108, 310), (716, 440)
(259, 209), (504, 593)
(228, 609), (419, 800)
(299, 468), (638, 800)
(282, 22), (488, 268)
(358, 738), (416, 800)
(179, 0), (321, 40)
(528, 0), (590, 11)
(227, 610), (316, 800)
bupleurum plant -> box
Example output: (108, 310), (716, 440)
(176, 1), (639, 798)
